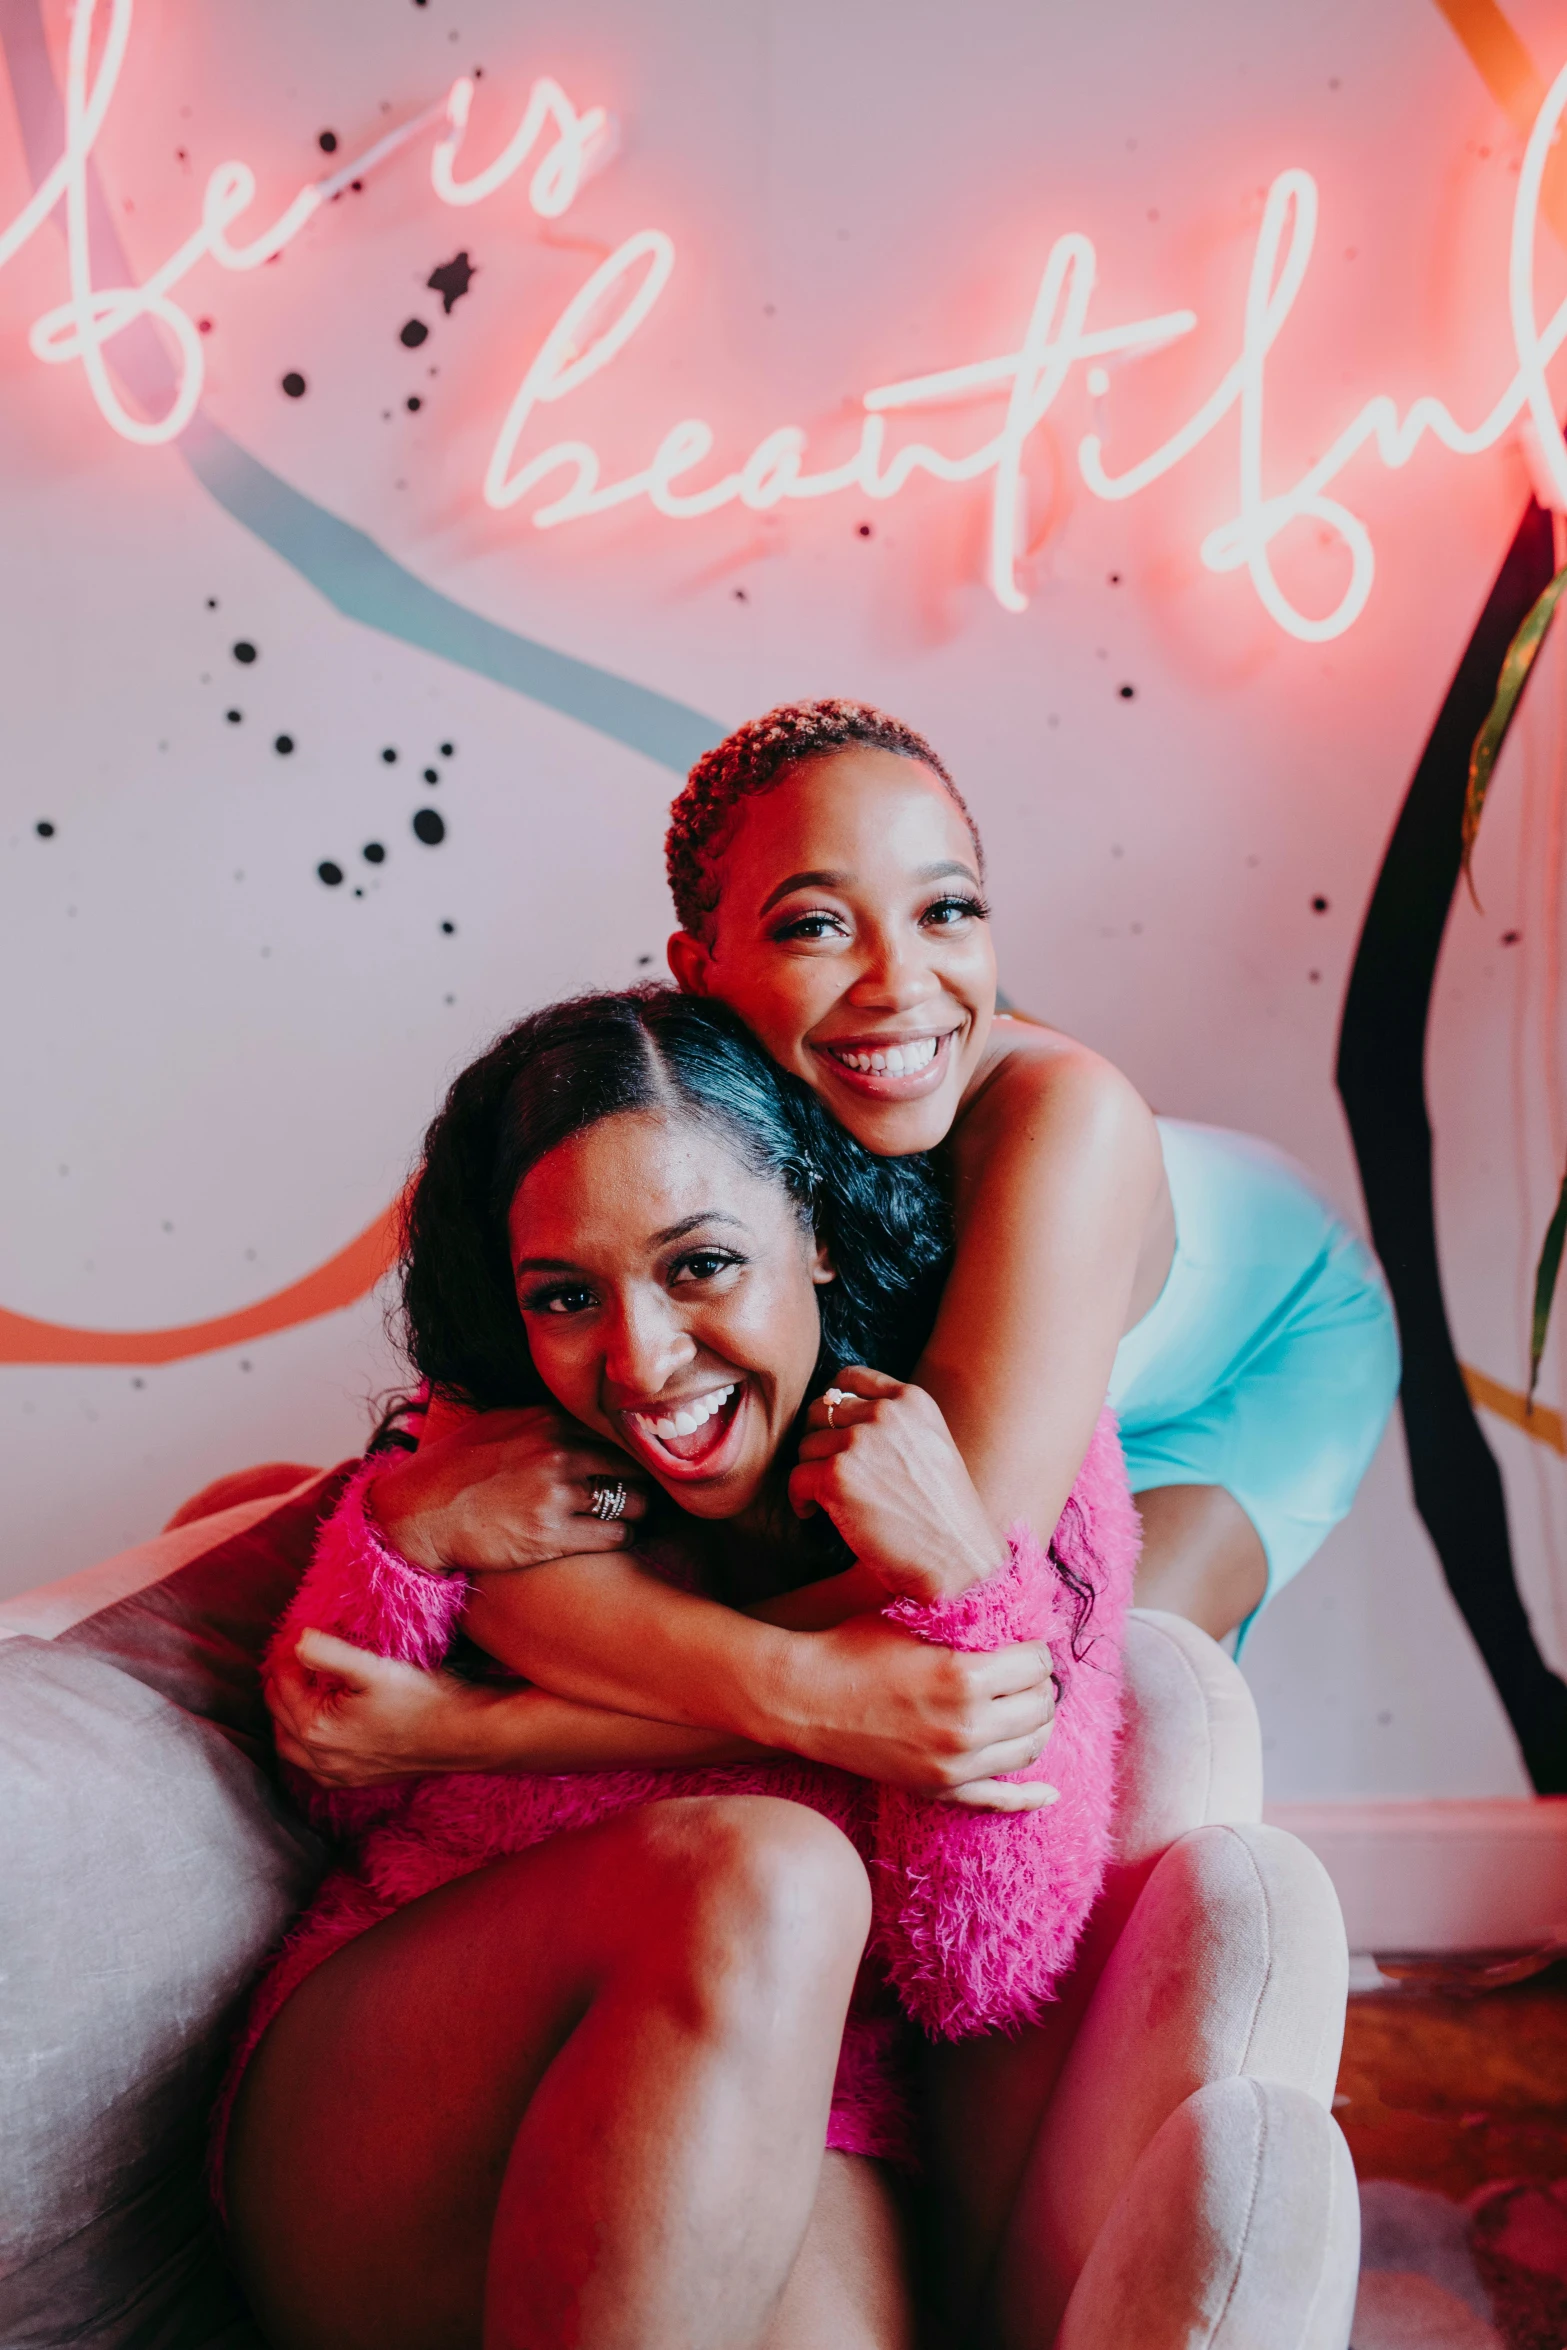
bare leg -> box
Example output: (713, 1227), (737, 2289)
(1131, 1483), (1267, 1640)
(919, 1875), (1142, 2338)
(759, 2153), (917, 2350)
(923, 1492), (1268, 2339)
(227, 1795), (870, 2350)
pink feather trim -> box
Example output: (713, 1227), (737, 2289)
(218, 1407), (1139, 2189)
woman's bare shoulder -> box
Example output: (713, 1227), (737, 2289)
(958, 1015), (1158, 1153)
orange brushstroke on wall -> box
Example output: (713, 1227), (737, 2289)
(1463, 1362), (1567, 1455)
(5, 2), (1564, 1371)
(1430, 0), (1567, 245)
(0, 1198), (403, 1366)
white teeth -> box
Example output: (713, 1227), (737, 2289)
(637, 1383), (735, 1444)
(832, 1037), (939, 1077)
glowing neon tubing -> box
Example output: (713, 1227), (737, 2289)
(0, 0), (555, 446)
(1511, 55), (1567, 510)
(0, 0), (130, 274)
(432, 73), (612, 219)
(1084, 129), (1567, 640)
(483, 226), (1198, 601)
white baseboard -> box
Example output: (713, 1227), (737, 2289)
(1264, 1798), (1567, 1953)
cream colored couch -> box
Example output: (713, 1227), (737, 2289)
(0, 1466), (1355, 2349)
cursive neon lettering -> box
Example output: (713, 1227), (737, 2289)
(0, 0), (602, 447)
(2, 2), (1565, 643)
(482, 230), (677, 517)
(431, 74), (614, 219)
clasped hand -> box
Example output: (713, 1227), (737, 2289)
(789, 1364), (1008, 1605)
(267, 1384), (1054, 1811)
(367, 1401), (651, 1572)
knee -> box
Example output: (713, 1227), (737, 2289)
(636, 1796), (871, 2018)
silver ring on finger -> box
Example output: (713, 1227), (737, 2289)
(588, 1478), (629, 1523)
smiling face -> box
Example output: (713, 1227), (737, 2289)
(507, 1108), (833, 1519)
(667, 747), (997, 1155)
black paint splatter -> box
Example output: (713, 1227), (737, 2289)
(1312, 895), (1329, 913)
(382, 746), (399, 764)
(233, 640), (257, 664)
(226, 709), (242, 723)
(427, 252), (476, 313)
(318, 129), (338, 154)
(423, 766), (439, 783)
(441, 920), (456, 933)
(413, 808), (446, 845)
(1118, 684), (1135, 699)
(363, 841), (386, 864)
(274, 734), (295, 755)
(1502, 929), (1522, 945)
(318, 860), (344, 886)
(35, 819), (55, 837)
(206, 596), (218, 608)
(400, 317), (430, 349)
(281, 371), (307, 398)
(439, 741), (455, 757)
(406, 395), (423, 413)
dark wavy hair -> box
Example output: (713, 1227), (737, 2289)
(393, 986), (951, 1417)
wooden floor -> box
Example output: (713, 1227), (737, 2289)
(1339, 1961), (1567, 2200)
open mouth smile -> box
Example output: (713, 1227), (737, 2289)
(815, 1029), (958, 1095)
(619, 1379), (747, 1479)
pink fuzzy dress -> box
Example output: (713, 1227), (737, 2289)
(217, 1410), (1138, 2180)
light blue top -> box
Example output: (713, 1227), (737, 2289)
(1107, 1119), (1400, 1600)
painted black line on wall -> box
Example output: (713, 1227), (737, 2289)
(1337, 495), (1567, 1791)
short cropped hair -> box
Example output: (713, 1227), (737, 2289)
(665, 697), (983, 939)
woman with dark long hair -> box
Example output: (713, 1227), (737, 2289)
(236, 987), (1136, 2349)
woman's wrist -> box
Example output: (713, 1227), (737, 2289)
(726, 1620), (823, 1753)
(364, 1456), (453, 1575)
(931, 1517), (1011, 1602)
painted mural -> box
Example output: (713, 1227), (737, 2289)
(3, 0), (1567, 1803)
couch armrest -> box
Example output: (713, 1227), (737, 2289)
(1055, 2078), (1359, 2350)
(1115, 1611), (1264, 1867)
(995, 1821), (1349, 2343)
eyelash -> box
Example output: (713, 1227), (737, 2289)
(671, 1248), (746, 1284)
(922, 893), (991, 927)
(771, 894), (990, 943)
(520, 1249), (746, 1317)
(523, 1280), (597, 1317)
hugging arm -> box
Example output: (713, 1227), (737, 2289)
(868, 1407), (1141, 2037)
(917, 1037), (1164, 1541)
(271, 1402), (1058, 1800)
(461, 1547), (1057, 1798)
(266, 1461), (772, 1800)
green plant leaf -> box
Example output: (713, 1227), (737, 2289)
(1463, 560), (1567, 909)
(1530, 1157), (1567, 1405)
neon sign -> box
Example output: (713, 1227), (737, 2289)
(3, 0), (1567, 644)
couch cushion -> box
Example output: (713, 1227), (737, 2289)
(0, 1469), (351, 1768)
(0, 1473), (349, 2349)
